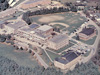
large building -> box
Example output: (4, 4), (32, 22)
(15, 25), (53, 46)
(78, 27), (96, 40)
(4, 21), (28, 34)
(47, 34), (69, 50)
(21, 0), (51, 9)
(54, 52), (81, 69)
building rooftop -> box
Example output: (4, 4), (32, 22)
(20, 24), (39, 32)
(0, 21), (5, 25)
(49, 34), (68, 43)
(6, 21), (28, 29)
(95, 13), (100, 18)
(80, 28), (95, 35)
(37, 25), (53, 32)
(55, 52), (81, 64)
(0, 8), (16, 18)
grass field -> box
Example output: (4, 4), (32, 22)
(30, 12), (86, 34)
(46, 50), (60, 61)
(52, 24), (66, 30)
(0, 43), (38, 68)
(40, 49), (51, 65)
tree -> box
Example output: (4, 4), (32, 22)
(76, 35), (80, 40)
(20, 47), (24, 50)
(70, 6), (77, 12)
(96, 6), (99, 10)
(0, 0), (9, 11)
(66, 62), (100, 75)
(0, 34), (7, 42)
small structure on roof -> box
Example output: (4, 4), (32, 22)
(19, 23), (39, 33)
(47, 34), (69, 50)
(78, 27), (96, 40)
(54, 51), (81, 69)
(36, 25), (53, 36)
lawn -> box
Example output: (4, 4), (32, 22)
(40, 49), (51, 65)
(0, 43), (38, 68)
(46, 50), (60, 61)
(51, 24), (66, 30)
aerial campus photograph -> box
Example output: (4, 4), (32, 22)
(0, 0), (100, 75)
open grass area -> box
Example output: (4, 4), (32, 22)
(46, 50), (60, 61)
(0, 43), (38, 68)
(40, 49), (51, 65)
(52, 24), (66, 30)
(30, 12), (86, 34)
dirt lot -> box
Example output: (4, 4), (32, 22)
(38, 15), (65, 23)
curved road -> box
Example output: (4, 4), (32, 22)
(78, 11), (100, 63)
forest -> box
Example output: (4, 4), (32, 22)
(66, 62), (100, 75)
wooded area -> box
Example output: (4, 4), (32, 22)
(0, 56), (100, 75)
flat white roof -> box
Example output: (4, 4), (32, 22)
(37, 25), (52, 31)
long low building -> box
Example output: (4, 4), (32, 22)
(54, 52), (81, 69)
(78, 27), (96, 40)
(4, 21), (28, 34)
(47, 34), (69, 50)
(21, 0), (51, 9)
(0, 8), (17, 18)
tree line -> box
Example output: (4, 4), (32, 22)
(0, 0), (9, 11)
(0, 34), (14, 45)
